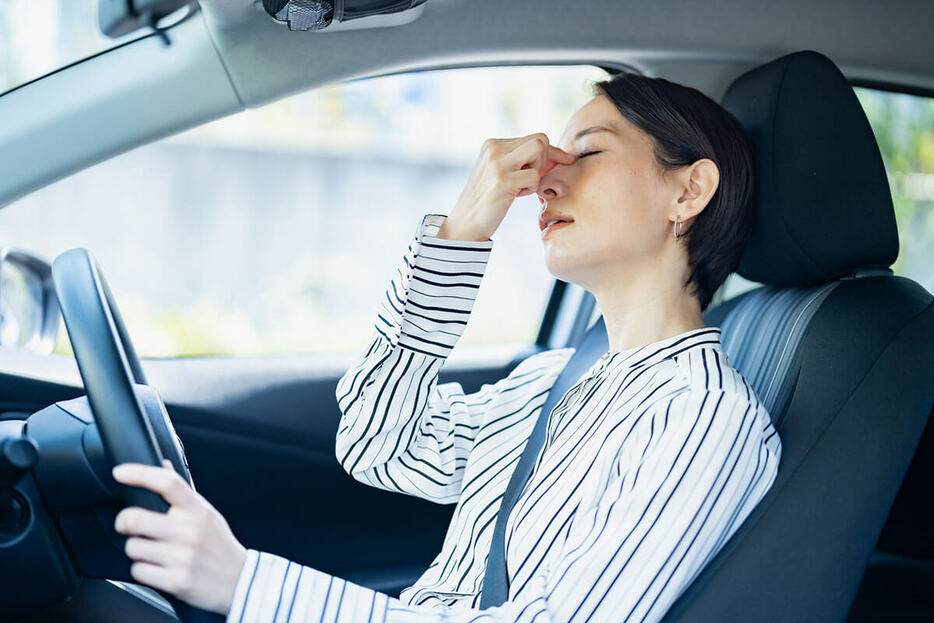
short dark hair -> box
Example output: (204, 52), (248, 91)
(590, 72), (755, 312)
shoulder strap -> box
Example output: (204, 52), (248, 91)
(479, 317), (608, 606)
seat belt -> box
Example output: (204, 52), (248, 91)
(478, 316), (608, 607)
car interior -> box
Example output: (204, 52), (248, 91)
(0, 1), (932, 622)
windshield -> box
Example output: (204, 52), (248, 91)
(0, 0), (192, 95)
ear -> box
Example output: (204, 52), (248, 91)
(672, 158), (719, 228)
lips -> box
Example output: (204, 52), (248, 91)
(541, 220), (572, 238)
(538, 210), (574, 232)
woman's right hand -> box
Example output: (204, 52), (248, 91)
(437, 133), (576, 242)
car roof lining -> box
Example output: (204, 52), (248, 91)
(197, 0), (934, 107)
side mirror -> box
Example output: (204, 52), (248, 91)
(0, 249), (60, 354)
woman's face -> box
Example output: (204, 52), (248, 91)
(536, 94), (679, 290)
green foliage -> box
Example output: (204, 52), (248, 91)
(855, 87), (934, 281)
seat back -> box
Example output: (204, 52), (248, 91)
(566, 50), (934, 622)
(679, 274), (933, 621)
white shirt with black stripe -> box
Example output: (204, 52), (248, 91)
(226, 213), (783, 623)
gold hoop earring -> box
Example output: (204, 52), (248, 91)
(674, 216), (683, 239)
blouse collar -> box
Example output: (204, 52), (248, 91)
(594, 326), (723, 373)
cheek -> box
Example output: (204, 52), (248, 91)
(585, 161), (647, 205)
(587, 168), (657, 240)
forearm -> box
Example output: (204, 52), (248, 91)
(333, 214), (494, 502)
(227, 549), (551, 623)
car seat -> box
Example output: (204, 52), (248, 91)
(559, 49), (934, 622)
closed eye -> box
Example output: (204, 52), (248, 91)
(576, 150), (601, 159)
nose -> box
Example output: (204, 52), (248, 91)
(536, 161), (570, 203)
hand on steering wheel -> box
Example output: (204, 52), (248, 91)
(112, 458), (247, 615)
(52, 248), (233, 622)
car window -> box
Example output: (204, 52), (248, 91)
(715, 85), (934, 305)
(855, 86), (934, 292)
(0, 64), (609, 357)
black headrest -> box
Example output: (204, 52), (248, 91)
(721, 50), (899, 285)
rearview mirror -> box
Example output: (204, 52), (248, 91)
(98, 0), (196, 38)
(0, 249), (60, 354)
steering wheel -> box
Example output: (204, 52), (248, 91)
(51, 248), (222, 623)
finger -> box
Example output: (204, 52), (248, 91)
(505, 134), (549, 171)
(512, 169), (543, 197)
(535, 143), (549, 180)
(112, 462), (194, 507)
(125, 535), (184, 567)
(531, 134), (554, 176)
(507, 132), (549, 155)
(509, 139), (575, 180)
(115, 506), (181, 541)
(130, 561), (178, 595)
(542, 145), (576, 177)
(547, 144), (576, 164)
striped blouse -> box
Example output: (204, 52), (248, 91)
(226, 213), (783, 623)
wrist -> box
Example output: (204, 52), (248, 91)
(436, 218), (488, 242)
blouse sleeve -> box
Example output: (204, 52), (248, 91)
(226, 387), (782, 623)
(334, 213), (499, 504)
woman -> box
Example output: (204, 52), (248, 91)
(111, 72), (782, 623)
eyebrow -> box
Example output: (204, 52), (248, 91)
(572, 124), (621, 142)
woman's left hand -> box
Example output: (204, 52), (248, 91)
(112, 459), (247, 615)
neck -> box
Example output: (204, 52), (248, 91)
(587, 254), (705, 354)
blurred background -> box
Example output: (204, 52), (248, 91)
(1, 1), (932, 359)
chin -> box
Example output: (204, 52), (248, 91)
(543, 250), (584, 286)
(544, 241), (618, 292)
